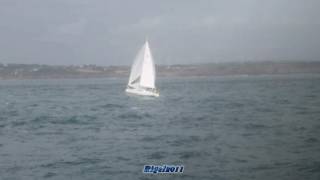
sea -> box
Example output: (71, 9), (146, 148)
(0, 74), (320, 180)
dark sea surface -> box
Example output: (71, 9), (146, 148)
(0, 75), (320, 180)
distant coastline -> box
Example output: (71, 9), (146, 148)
(0, 61), (320, 80)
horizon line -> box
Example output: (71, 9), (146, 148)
(0, 59), (319, 67)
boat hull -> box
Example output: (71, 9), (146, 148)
(125, 88), (159, 97)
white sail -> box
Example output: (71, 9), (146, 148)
(139, 41), (155, 89)
(127, 44), (145, 87)
(126, 40), (159, 97)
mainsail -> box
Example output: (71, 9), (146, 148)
(127, 41), (156, 89)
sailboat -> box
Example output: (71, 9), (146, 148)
(125, 40), (159, 97)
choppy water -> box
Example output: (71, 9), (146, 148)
(0, 75), (320, 180)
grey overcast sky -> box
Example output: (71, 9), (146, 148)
(0, 0), (320, 65)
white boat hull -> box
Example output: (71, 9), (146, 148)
(125, 88), (159, 97)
